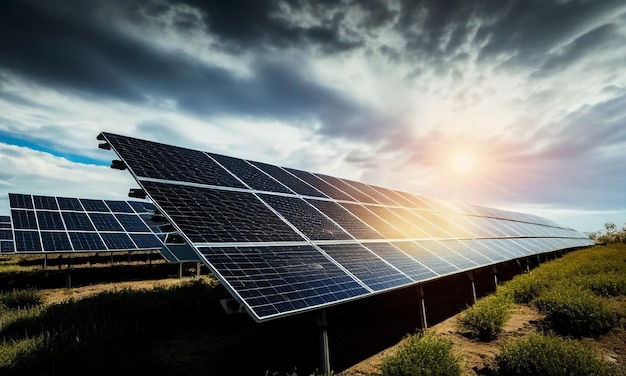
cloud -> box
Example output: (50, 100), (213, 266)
(1, 0), (625, 233)
(0, 143), (138, 214)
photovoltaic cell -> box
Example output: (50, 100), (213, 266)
(363, 243), (438, 281)
(41, 232), (72, 252)
(9, 193), (33, 209)
(141, 181), (303, 243)
(102, 132), (246, 188)
(340, 203), (406, 239)
(315, 174), (377, 204)
(249, 161), (326, 198)
(101, 233), (136, 250)
(33, 195), (59, 210)
(105, 200), (135, 213)
(128, 201), (157, 213)
(341, 180), (400, 206)
(391, 241), (458, 275)
(80, 199), (110, 212)
(414, 240), (477, 271)
(57, 197), (84, 211)
(62, 212), (95, 231)
(88, 213), (124, 232)
(0, 229), (12, 240)
(69, 232), (106, 251)
(209, 153), (293, 194)
(115, 214), (151, 232)
(319, 243), (413, 291)
(14, 231), (42, 252)
(0, 215), (11, 228)
(198, 245), (369, 319)
(36, 211), (65, 230)
(307, 199), (382, 239)
(1, 241), (14, 253)
(365, 206), (423, 238)
(286, 168), (354, 201)
(130, 233), (165, 249)
(259, 194), (351, 241)
(11, 210), (38, 230)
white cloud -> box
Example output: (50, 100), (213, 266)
(0, 143), (137, 214)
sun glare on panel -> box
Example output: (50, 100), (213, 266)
(451, 152), (476, 173)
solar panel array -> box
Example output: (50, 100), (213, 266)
(99, 132), (593, 322)
(0, 215), (13, 254)
(7, 194), (170, 254)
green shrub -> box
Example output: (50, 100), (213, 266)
(0, 289), (42, 309)
(458, 293), (513, 341)
(495, 333), (611, 376)
(378, 331), (461, 376)
(580, 273), (626, 297)
(533, 286), (620, 337)
(500, 273), (551, 304)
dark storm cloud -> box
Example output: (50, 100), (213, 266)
(475, 0), (625, 69)
(385, 0), (625, 80)
(1, 0), (624, 152)
(531, 23), (620, 78)
(1, 0), (410, 144)
(132, 0), (363, 53)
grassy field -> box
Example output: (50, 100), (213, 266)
(1, 245), (625, 375)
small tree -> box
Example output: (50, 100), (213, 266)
(604, 222), (617, 242)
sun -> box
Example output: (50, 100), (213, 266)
(451, 152), (476, 173)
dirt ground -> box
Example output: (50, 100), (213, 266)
(40, 277), (192, 304)
(339, 304), (626, 376)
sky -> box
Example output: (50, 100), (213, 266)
(1, 0), (625, 233)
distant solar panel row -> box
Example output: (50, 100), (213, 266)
(100, 132), (593, 322)
(0, 215), (13, 254)
(8, 194), (165, 253)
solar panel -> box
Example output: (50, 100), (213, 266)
(0, 215), (13, 253)
(7, 193), (170, 254)
(99, 132), (594, 322)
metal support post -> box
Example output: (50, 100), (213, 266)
(317, 310), (331, 375)
(418, 285), (428, 329)
(492, 265), (498, 287)
(66, 261), (72, 288)
(178, 263), (183, 278)
(467, 271), (477, 303)
(526, 258), (530, 273)
(43, 254), (47, 269)
(196, 262), (201, 277)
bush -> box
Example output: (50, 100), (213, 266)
(495, 333), (611, 376)
(500, 273), (552, 304)
(532, 286), (620, 337)
(0, 289), (42, 309)
(580, 273), (626, 297)
(458, 293), (513, 341)
(378, 331), (461, 376)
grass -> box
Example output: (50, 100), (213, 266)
(378, 331), (461, 376)
(2, 245), (625, 375)
(0, 289), (43, 310)
(495, 333), (612, 376)
(499, 244), (625, 338)
(0, 277), (228, 376)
